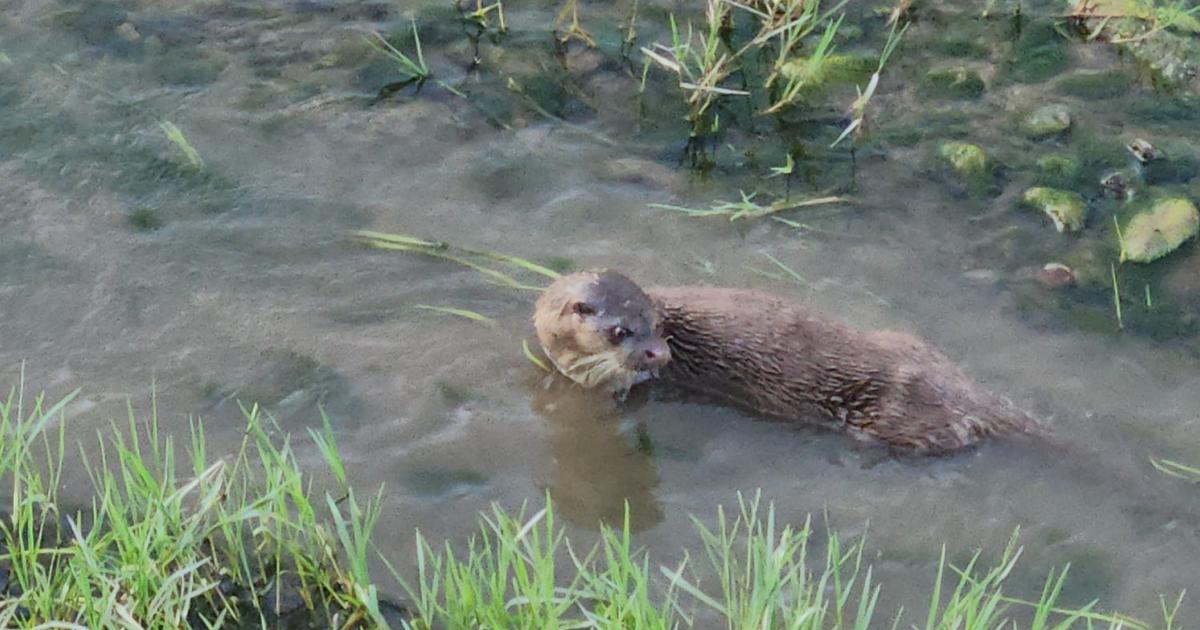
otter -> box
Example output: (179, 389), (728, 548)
(533, 269), (1045, 453)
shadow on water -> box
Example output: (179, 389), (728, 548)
(528, 372), (664, 532)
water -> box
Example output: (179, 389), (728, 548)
(3, 0), (1200, 621)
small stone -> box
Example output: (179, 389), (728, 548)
(939, 142), (987, 178)
(1037, 262), (1077, 289)
(1100, 170), (1135, 200)
(1127, 138), (1158, 163)
(1023, 187), (1087, 232)
(115, 22), (140, 42)
(1121, 197), (1200, 263)
(1021, 104), (1072, 138)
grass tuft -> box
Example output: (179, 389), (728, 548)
(0, 384), (1178, 629)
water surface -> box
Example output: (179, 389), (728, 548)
(3, 0), (1200, 621)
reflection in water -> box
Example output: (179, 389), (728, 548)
(528, 370), (664, 531)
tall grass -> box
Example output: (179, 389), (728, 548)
(0, 388), (391, 628)
(0, 385), (1179, 628)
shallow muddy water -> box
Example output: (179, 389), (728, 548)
(3, 0), (1200, 622)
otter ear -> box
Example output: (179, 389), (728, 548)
(568, 301), (596, 317)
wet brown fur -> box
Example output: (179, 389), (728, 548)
(534, 270), (1045, 453)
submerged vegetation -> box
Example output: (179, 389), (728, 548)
(0, 385), (1183, 629)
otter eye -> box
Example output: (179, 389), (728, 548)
(572, 302), (596, 316)
(607, 326), (632, 344)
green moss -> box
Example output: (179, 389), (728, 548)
(146, 52), (227, 86)
(1036, 153), (1082, 188)
(1009, 21), (1069, 83)
(936, 37), (991, 59)
(882, 126), (923, 147)
(1072, 129), (1129, 180)
(780, 54), (875, 87)
(913, 108), (975, 139)
(1128, 95), (1200, 124)
(127, 207), (163, 232)
(1055, 70), (1131, 99)
(920, 66), (986, 99)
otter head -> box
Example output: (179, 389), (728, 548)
(533, 270), (671, 394)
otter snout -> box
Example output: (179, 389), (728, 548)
(631, 338), (671, 372)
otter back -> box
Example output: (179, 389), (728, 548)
(649, 287), (1044, 453)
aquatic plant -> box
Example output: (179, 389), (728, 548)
(412, 304), (497, 327)
(158, 121), (204, 171)
(832, 19), (909, 148)
(366, 20), (430, 87)
(641, 0), (748, 143)
(649, 190), (843, 221)
(460, 0), (507, 34)
(353, 230), (558, 291)
(554, 0), (597, 47)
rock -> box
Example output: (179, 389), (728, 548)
(780, 54), (874, 86)
(1127, 138), (1158, 163)
(939, 141), (987, 178)
(1121, 197), (1200, 263)
(115, 21), (140, 42)
(1021, 104), (1072, 138)
(1036, 153), (1081, 188)
(1100, 170), (1136, 200)
(920, 66), (985, 99)
(1037, 262), (1077, 289)
(1023, 187), (1087, 232)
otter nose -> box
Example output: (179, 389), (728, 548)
(641, 340), (671, 368)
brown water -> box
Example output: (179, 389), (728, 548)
(3, 0), (1200, 622)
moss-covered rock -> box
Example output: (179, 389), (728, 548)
(1121, 197), (1200, 263)
(780, 54), (874, 87)
(920, 66), (985, 99)
(939, 141), (988, 177)
(1023, 187), (1087, 232)
(1020, 104), (1072, 138)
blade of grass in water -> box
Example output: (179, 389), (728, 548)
(159, 121), (204, 170)
(760, 252), (811, 286)
(650, 193), (843, 222)
(522, 339), (551, 372)
(354, 230), (552, 291)
(1151, 458), (1200, 483)
(413, 304), (497, 326)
